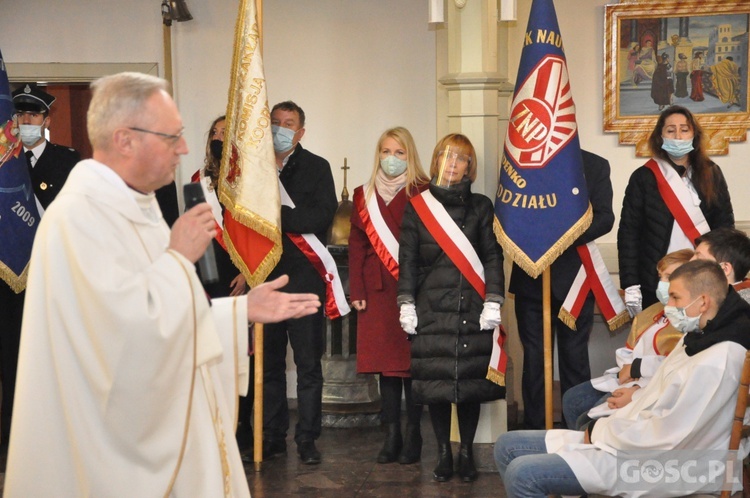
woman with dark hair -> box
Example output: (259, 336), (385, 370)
(617, 105), (734, 314)
(397, 133), (505, 482)
(348, 127), (429, 464)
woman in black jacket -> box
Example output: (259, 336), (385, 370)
(618, 105), (734, 313)
(397, 134), (504, 482)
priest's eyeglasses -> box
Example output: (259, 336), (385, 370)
(128, 126), (184, 145)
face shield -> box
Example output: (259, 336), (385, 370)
(434, 145), (471, 188)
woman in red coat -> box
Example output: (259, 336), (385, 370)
(349, 127), (429, 464)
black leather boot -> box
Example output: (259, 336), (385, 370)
(376, 423), (402, 463)
(398, 422), (422, 464)
(433, 443), (453, 481)
(457, 443), (478, 482)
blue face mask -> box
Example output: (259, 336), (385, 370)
(655, 280), (670, 305)
(380, 155), (408, 177)
(664, 296), (702, 333)
(272, 125), (296, 153)
(661, 138), (694, 158)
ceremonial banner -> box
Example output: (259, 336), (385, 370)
(494, 0), (592, 277)
(0, 50), (40, 292)
(219, 0), (281, 287)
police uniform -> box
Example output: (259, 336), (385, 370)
(12, 84), (80, 209)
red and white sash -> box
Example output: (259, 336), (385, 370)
(410, 190), (507, 386)
(354, 186), (400, 280)
(191, 169), (228, 252)
(645, 158), (710, 245)
(560, 242), (630, 332)
(279, 182), (350, 319)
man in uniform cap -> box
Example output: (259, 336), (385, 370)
(0, 85), (80, 448)
(12, 83), (80, 211)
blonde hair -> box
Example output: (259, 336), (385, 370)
(429, 133), (478, 183)
(365, 127), (429, 202)
(656, 249), (694, 275)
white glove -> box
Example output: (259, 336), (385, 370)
(399, 303), (418, 335)
(479, 301), (502, 330)
(624, 285), (642, 318)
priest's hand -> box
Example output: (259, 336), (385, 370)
(170, 204), (217, 263)
(246, 275), (321, 323)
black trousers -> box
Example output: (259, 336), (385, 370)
(262, 264), (326, 445)
(0, 282), (24, 445)
(429, 402), (480, 445)
(515, 293), (594, 429)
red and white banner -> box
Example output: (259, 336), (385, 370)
(279, 183), (350, 319)
(559, 242), (630, 332)
(410, 190), (507, 386)
(353, 186), (400, 280)
(218, 0), (281, 287)
(645, 158), (710, 246)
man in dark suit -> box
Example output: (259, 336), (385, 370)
(0, 85), (80, 446)
(12, 84), (79, 211)
(509, 150), (614, 430)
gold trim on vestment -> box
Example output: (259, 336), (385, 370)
(163, 250), (199, 498)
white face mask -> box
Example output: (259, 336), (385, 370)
(656, 280), (670, 305)
(18, 124), (43, 147)
(664, 296), (703, 333)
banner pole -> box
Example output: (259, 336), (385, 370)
(543, 267), (553, 429)
(251, 0), (265, 473)
(253, 323), (264, 471)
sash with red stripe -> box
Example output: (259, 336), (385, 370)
(410, 190), (507, 386)
(559, 242), (630, 332)
(191, 169), (228, 252)
(645, 158), (710, 245)
(354, 186), (399, 280)
(279, 182), (350, 319)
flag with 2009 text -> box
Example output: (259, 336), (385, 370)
(494, 0), (591, 277)
(0, 49), (40, 292)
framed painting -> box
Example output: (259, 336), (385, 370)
(604, 0), (750, 156)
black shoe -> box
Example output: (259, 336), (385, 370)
(377, 423), (402, 464)
(433, 443), (453, 482)
(398, 423), (422, 464)
(297, 440), (321, 465)
(457, 443), (478, 482)
(262, 439), (287, 460)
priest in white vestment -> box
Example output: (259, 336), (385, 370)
(495, 260), (750, 498)
(4, 72), (320, 497)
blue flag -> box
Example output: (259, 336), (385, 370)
(0, 49), (40, 292)
(494, 0), (591, 278)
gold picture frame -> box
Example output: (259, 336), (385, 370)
(604, 0), (750, 156)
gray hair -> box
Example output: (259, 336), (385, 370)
(87, 72), (169, 150)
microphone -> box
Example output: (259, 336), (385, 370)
(182, 182), (219, 284)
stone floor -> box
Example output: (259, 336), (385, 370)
(244, 410), (506, 497)
(0, 411), (507, 497)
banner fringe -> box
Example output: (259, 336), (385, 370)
(606, 310), (631, 332)
(494, 203), (593, 279)
(486, 367), (506, 387)
(557, 308), (577, 331)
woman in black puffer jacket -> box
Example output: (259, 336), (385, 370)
(397, 134), (504, 483)
(618, 106), (734, 313)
